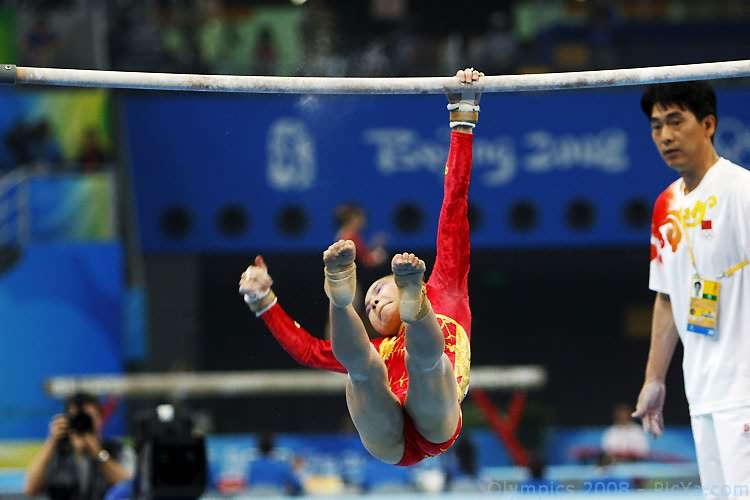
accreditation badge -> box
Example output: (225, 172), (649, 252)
(687, 277), (720, 337)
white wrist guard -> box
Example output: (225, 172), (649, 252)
(244, 287), (270, 305)
(447, 101), (481, 113)
(253, 296), (277, 317)
(450, 121), (476, 129)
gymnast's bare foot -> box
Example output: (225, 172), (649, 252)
(392, 252), (429, 323)
(323, 240), (357, 308)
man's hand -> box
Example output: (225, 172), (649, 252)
(239, 255), (276, 313)
(80, 433), (104, 458)
(47, 414), (68, 443)
(448, 68), (484, 129)
(632, 381), (666, 438)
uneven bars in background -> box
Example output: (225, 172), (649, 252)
(45, 366), (547, 398)
(1, 60), (749, 94)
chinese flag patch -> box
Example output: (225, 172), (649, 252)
(701, 220), (712, 230)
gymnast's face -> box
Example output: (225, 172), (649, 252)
(364, 276), (401, 337)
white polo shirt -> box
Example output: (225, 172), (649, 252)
(649, 158), (750, 415)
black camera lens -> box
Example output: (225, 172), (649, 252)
(68, 412), (94, 434)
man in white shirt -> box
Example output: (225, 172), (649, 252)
(633, 81), (750, 499)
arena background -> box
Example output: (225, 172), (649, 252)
(1, 1), (749, 498)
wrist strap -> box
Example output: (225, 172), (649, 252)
(448, 100), (479, 128)
(447, 102), (480, 112)
(450, 121), (476, 129)
(254, 296), (277, 317)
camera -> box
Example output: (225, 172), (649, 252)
(133, 405), (207, 500)
(67, 411), (94, 434)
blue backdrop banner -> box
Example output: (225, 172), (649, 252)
(123, 89), (750, 252)
(0, 243), (124, 439)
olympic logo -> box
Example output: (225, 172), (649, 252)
(715, 117), (750, 167)
(266, 118), (317, 191)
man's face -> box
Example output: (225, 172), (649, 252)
(649, 103), (715, 173)
(364, 276), (402, 337)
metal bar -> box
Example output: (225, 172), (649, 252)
(0, 64), (16, 84)
(45, 366), (548, 398)
(9, 60), (750, 94)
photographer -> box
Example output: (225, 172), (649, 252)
(25, 393), (134, 500)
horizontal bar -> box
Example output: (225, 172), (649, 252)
(45, 366), (547, 397)
(8, 60), (750, 94)
(1, 64), (15, 84)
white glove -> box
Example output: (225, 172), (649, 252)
(632, 381), (666, 438)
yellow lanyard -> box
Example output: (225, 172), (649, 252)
(718, 260), (750, 279)
(678, 204), (748, 280)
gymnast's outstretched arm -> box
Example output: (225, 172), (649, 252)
(240, 256), (346, 373)
(422, 69), (479, 333)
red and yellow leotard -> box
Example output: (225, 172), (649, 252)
(259, 131), (473, 464)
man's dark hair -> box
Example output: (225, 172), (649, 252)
(640, 81), (718, 134)
(64, 392), (101, 413)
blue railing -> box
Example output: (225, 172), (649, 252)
(0, 167), (115, 246)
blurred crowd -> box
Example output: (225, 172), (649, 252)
(8, 0), (750, 79)
(3, 119), (111, 173)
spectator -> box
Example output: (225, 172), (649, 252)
(327, 202), (387, 338)
(518, 455), (562, 495)
(468, 10), (518, 75)
(448, 434), (477, 480)
(24, 392), (134, 500)
(602, 403), (649, 462)
(160, 5), (199, 72)
(27, 119), (63, 172)
(250, 26), (278, 76)
(23, 17), (60, 68)
(444, 434), (480, 492)
(246, 432), (303, 496)
(77, 127), (112, 173)
(197, 0), (232, 73)
(587, 452), (633, 492)
(5, 119), (62, 172)
(334, 202), (387, 270)
(5, 120), (32, 167)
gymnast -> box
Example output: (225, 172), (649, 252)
(239, 68), (482, 466)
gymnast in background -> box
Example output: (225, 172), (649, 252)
(239, 68), (481, 466)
